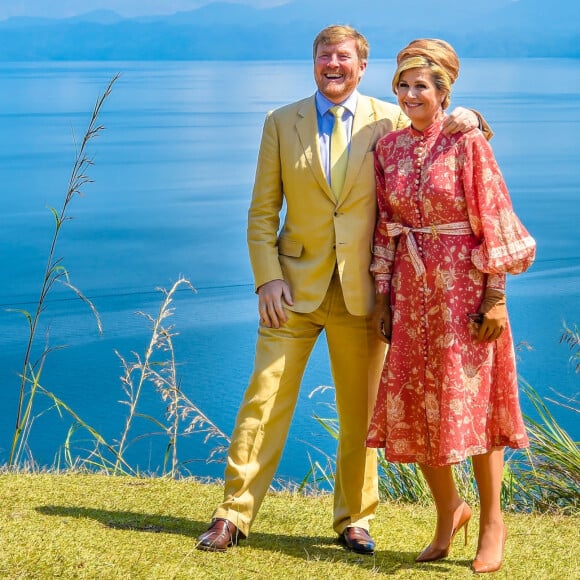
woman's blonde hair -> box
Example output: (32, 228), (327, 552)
(392, 39), (460, 110)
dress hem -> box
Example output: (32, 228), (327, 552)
(366, 439), (529, 467)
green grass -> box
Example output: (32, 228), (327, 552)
(1, 473), (578, 579)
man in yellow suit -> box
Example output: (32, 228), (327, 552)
(197, 25), (482, 554)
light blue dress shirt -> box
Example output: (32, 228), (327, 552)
(315, 90), (359, 184)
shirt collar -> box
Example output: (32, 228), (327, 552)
(315, 90), (358, 117)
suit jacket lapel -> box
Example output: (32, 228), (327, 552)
(296, 97), (335, 201)
(295, 94), (378, 203)
(338, 95), (376, 203)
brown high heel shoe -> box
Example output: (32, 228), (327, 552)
(415, 501), (472, 563)
(471, 524), (508, 573)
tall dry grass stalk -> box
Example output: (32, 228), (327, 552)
(40, 279), (232, 477)
(39, 276), (231, 476)
(8, 75), (120, 467)
(110, 277), (230, 476)
(560, 322), (580, 373)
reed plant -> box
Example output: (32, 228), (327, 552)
(21, 277), (232, 477)
(516, 380), (579, 514)
(8, 75), (119, 468)
(515, 323), (579, 513)
(560, 322), (580, 373)
(107, 277), (230, 477)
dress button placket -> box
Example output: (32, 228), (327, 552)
(415, 137), (430, 427)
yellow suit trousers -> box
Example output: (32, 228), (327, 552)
(213, 272), (386, 537)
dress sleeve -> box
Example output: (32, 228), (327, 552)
(462, 133), (536, 275)
(370, 144), (397, 294)
(486, 273), (506, 292)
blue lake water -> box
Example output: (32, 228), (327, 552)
(0, 59), (579, 481)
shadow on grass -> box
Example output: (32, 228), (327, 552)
(35, 505), (470, 575)
(36, 505), (200, 536)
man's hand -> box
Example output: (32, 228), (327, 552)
(443, 107), (479, 135)
(372, 294), (392, 344)
(257, 279), (293, 329)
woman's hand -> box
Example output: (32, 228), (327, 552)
(372, 293), (392, 343)
(477, 288), (507, 342)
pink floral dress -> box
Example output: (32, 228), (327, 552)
(366, 118), (536, 467)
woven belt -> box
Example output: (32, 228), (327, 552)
(386, 221), (473, 276)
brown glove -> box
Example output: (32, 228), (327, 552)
(477, 288), (507, 342)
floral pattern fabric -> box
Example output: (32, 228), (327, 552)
(366, 119), (536, 467)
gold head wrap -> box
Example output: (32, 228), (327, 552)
(396, 38), (459, 83)
(392, 38), (459, 110)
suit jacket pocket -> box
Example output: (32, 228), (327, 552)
(278, 236), (303, 258)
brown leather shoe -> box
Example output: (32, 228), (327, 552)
(339, 526), (375, 555)
(196, 518), (245, 552)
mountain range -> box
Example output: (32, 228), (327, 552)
(0, 0), (578, 60)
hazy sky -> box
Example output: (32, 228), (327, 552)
(0, 0), (287, 20)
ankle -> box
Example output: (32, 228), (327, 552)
(478, 515), (504, 532)
(435, 498), (465, 520)
(476, 521), (507, 555)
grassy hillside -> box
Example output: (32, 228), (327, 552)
(1, 473), (578, 579)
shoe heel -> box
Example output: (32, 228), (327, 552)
(451, 502), (471, 547)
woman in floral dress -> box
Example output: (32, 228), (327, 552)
(366, 39), (536, 573)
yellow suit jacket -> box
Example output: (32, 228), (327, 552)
(247, 93), (408, 316)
